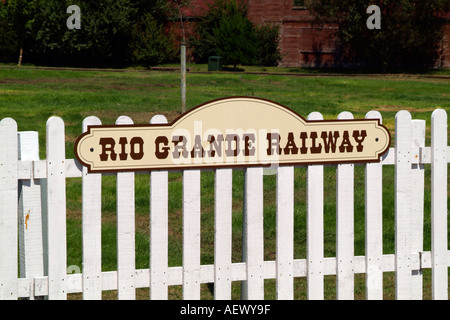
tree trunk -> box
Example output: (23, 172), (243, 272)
(17, 48), (23, 66)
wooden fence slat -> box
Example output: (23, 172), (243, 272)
(430, 109), (448, 300)
(115, 116), (136, 300)
(364, 111), (384, 300)
(410, 119), (426, 299)
(183, 169), (201, 299)
(81, 116), (102, 300)
(45, 116), (67, 299)
(394, 110), (413, 299)
(306, 112), (324, 300)
(18, 131), (45, 300)
(276, 166), (294, 300)
(214, 168), (233, 299)
(336, 111), (355, 300)
(149, 115), (169, 300)
(0, 118), (18, 299)
(242, 167), (264, 300)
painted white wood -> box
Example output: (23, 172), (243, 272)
(149, 115), (169, 300)
(81, 116), (103, 300)
(364, 111), (384, 300)
(45, 116), (67, 299)
(115, 116), (136, 300)
(336, 111), (355, 300)
(306, 112), (324, 300)
(183, 169), (201, 299)
(242, 167), (264, 300)
(18, 131), (45, 300)
(0, 118), (18, 300)
(276, 165), (294, 299)
(394, 110), (413, 299)
(410, 119), (425, 299)
(214, 168), (233, 299)
(430, 109), (448, 300)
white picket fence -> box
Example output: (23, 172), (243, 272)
(0, 109), (448, 300)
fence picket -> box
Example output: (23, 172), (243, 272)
(149, 115), (169, 300)
(183, 169), (202, 299)
(306, 112), (324, 300)
(115, 116), (136, 300)
(336, 112), (355, 300)
(242, 167), (264, 300)
(276, 166), (294, 299)
(394, 110), (413, 299)
(18, 131), (45, 299)
(430, 109), (448, 300)
(364, 111), (384, 300)
(0, 118), (18, 300)
(214, 168), (233, 299)
(81, 116), (102, 300)
(410, 119), (425, 299)
(45, 117), (67, 299)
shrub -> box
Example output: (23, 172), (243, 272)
(254, 23), (282, 66)
(213, 9), (257, 69)
(128, 14), (177, 67)
(191, 0), (281, 67)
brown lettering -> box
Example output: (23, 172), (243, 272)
(99, 137), (117, 161)
(172, 135), (189, 159)
(129, 137), (144, 160)
(310, 132), (322, 154)
(352, 130), (367, 152)
(266, 133), (280, 156)
(190, 135), (205, 158)
(339, 131), (353, 153)
(207, 134), (223, 157)
(299, 132), (308, 154)
(243, 133), (255, 156)
(225, 134), (239, 157)
(155, 136), (169, 159)
(283, 132), (299, 155)
(321, 131), (340, 153)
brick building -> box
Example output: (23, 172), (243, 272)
(182, 0), (450, 68)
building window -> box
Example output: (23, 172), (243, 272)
(293, 0), (306, 8)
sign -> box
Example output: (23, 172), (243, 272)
(75, 97), (391, 173)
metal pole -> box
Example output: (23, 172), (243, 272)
(181, 44), (186, 114)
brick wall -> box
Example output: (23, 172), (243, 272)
(247, 0), (340, 67)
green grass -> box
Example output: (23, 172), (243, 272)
(1, 64), (449, 299)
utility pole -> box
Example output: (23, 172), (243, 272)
(176, 1), (187, 114)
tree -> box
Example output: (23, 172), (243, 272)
(0, 0), (38, 65)
(306, 0), (450, 70)
(213, 9), (257, 69)
(128, 13), (177, 67)
(190, 0), (250, 64)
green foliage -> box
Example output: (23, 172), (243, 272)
(306, 0), (450, 70)
(128, 13), (177, 67)
(0, 0), (180, 67)
(254, 23), (282, 66)
(0, 0), (39, 62)
(212, 9), (257, 69)
(191, 0), (281, 68)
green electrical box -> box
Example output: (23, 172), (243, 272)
(208, 56), (223, 71)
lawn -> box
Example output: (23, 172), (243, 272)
(0, 65), (449, 299)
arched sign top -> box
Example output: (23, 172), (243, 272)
(75, 97), (391, 173)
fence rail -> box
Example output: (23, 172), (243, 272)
(0, 109), (448, 300)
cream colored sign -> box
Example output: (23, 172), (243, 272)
(75, 97), (391, 173)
